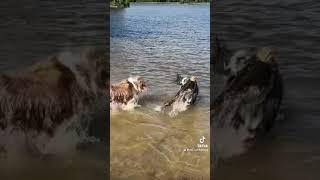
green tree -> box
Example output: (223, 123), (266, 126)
(111, 0), (130, 8)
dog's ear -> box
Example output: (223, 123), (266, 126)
(190, 76), (198, 82)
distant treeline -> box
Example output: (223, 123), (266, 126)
(131, 0), (211, 3)
(111, 0), (210, 8)
(111, 0), (130, 8)
(131, 0), (210, 2)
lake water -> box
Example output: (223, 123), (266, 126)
(110, 3), (210, 180)
(213, 0), (320, 179)
(0, 1), (108, 180)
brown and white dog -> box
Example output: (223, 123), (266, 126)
(0, 48), (108, 153)
(110, 76), (148, 111)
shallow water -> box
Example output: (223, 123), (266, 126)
(213, 0), (320, 179)
(110, 3), (210, 179)
(0, 1), (108, 179)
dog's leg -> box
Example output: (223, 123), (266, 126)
(133, 96), (141, 108)
(122, 98), (139, 111)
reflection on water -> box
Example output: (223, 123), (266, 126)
(0, 0), (108, 179)
(213, 0), (320, 179)
(111, 3), (210, 179)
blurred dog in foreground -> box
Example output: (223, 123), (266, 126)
(0, 49), (108, 146)
(212, 37), (283, 160)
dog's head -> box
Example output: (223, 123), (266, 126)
(176, 74), (188, 86)
(176, 74), (197, 86)
(128, 76), (148, 93)
(225, 49), (255, 76)
(256, 47), (275, 64)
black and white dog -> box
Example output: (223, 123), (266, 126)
(212, 45), (283, 147)
(161, 74), (199, 117)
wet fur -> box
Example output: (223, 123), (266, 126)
(161, 78), (199, 117)
(212, 49), (282, 141)
(110, 80), (136, 104)
(0, 49), (108, 136)
(110, 76), (147, 109)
